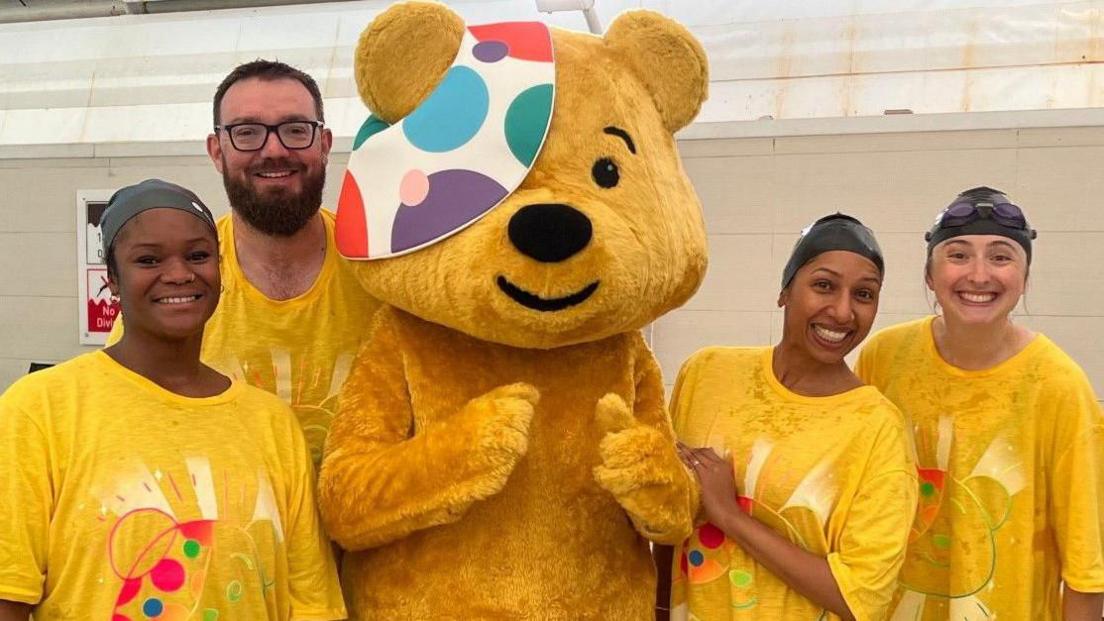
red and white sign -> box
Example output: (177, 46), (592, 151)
(77, 191), (119, 345)
(85, 267), (118, 335)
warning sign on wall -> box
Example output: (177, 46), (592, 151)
(77, 191), (119, 345)
(85, 267), (117, 334)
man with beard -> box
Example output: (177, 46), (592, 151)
(110, 60), (379, 468)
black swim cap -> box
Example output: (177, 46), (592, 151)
(781, 213), (884, 289)
(925, 187), (1036, 264)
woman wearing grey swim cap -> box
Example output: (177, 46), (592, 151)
(856, 187), (1104, 620)
(0, 179), (345, 620)
(657, 214), (915, 621)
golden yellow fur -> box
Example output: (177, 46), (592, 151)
(319, 3), (709, 618)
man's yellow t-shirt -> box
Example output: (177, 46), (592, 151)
(110, 210), (380, 466)
(856, 316), (1104, 620)
(670, 346), (917, 621)
(0, 351), (346, 620)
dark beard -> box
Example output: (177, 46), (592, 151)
(223, 157), (325, 237)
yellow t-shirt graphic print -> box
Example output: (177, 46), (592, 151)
(670, 347), (917, 621)
(98, 457), (288, 620)
(0, 352), (346, 621)
(897, 415), (1024, 618)
(109, 210), (381, 467)
(857, 317), (1104, 620)
(206, 347), (355, 469)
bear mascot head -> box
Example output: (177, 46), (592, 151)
(319, 2), (709, 618)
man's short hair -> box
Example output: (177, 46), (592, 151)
(213, 59), (325, 126)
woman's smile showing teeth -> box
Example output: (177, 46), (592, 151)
(156, 295), (201, 305)
(812, 324), (850, 345)
(959, 291), (997, 304)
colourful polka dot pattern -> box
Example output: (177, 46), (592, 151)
(337, 21), (555, 260)
(182, 539), (200, 559)
(697, 522), (725, 549)
(402, 66), (489, 153)
(336, 171), (368, 257)
(469, 22), (554, 62)
(150, 559), (185, 592)
(730, 569), (753, 588)
(352, 114), (390, 150)
(473, 41), (508, 63)
(392, 169), (507, 253)
(505, 84), (553, 167)
(109, 510), (216, 621)
(913, 467), (946, 543)
(679, 522), (734, 586)
(142, 597), (163, 617)
(690, 557), (727, 583)
(399, 169), (430, 207)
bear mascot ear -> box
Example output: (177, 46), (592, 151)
(354, 1), (465, 123)
(605, 10), (709, 133)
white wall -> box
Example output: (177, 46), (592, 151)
(2, 124), (1103, 404)
(656, 126), (1104, 401)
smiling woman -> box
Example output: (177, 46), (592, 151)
(105, 202), (222, 348)
(856, 187), (1104, 620)
(0, 179), (345, 621)
(660, 213), (917, 621)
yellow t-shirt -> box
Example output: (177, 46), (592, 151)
(0, 351), (347, 620)
(670, 346), (917, 621)
(110, 210), (380, 466)
(856, 316), (1104, 620)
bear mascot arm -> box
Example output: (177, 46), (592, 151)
(319, 309), (541, 551)
(594, 333), (701, 545)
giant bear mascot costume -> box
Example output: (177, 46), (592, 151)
(319, 2), (710, 618)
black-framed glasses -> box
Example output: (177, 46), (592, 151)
(215, 121), (323, 151)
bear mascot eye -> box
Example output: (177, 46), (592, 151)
(591, 157), (620, 188)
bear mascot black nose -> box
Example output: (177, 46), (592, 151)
(507, 203), (593, 263)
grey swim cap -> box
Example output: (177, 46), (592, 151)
(101, 178), (217, 259)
